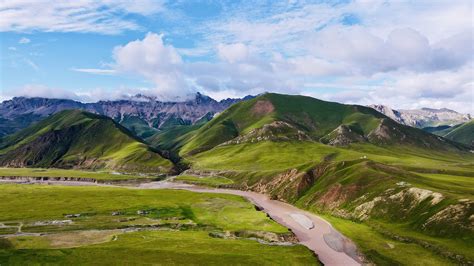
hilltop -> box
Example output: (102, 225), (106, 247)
(0, 110), (173, 173)
(177, 93), (466, 155)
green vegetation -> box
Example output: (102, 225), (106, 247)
(322, 215), (456, 266)
(120, 115), (158, 139)
(174, 175), (234, 187)
(0, 110), (173, 173)
(178, 93), (466, 155)
(0, 183), (316, 265)
(0, 168), (160, 181)
(433, 120), (474, 147)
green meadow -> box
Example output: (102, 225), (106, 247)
(0, 167), (159, 181)
(174, 175), (234, 187)
(0, 183), (316, 265)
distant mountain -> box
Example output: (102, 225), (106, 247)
(177, 93), (466, 156)
(428, 120), (474, 147)
(0, 93), (252, 138)
(369, 105), (471, 128)
(0, 110), (173, 172)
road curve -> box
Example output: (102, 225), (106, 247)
(140, 181), (362, 266)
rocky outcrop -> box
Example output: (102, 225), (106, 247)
(321, 125), (367, 146)
(369, 105), (471, 128)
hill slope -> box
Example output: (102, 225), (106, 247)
(431, 120), (474, 147)
(179, 93), (466, 155)
(0, 110), (173, 173)
(176, 93), (473, 265)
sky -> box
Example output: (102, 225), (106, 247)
(0, 0), (473, 114)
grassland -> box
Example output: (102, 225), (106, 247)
(0, 167), (161, 181)
(321, 215), (457, 266)
(0, 183), (316, 265)
(188, 141), (474, 175)
(174, 175), (234, 187)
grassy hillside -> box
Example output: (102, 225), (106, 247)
(120, 115), (158, 139)
(179, 93), (466, 156)
(0, 183), (315, 264)
(184, 140), (474, 265)
(434, 120), (474, 147)
(175, 93), (474, 264)
(0, 110), (173, 173)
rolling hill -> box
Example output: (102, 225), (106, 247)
(171, 93), (474, 265)
(429, 120), (474, 147)
(0, 110), (173, 173)
(178, 93), (467, 156)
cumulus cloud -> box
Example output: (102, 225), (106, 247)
(317, 65), (474, 114)
(8, 1), (471, 114)
(217, 43), (252, 63)
(306, 26), (473, 75)
(111, 32), (193, 100)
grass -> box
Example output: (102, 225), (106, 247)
(0, 110), (173, 173)
(0, 231), (316, 265)
(188, 141), (474, 174)
(174, 175), (234, 187)
(0, 183), (287, 233)
(0, 183), (316, 264)
(0, 167), (159, 181)
(321, 215), (457, 266)
(185, 140), (474, 264)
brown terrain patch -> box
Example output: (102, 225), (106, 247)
(251, 100), (275, 116)
(317, 184), (358, 209)
(46, 229), (122, 248)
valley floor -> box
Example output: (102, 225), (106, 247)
(0, 181), (318, 265)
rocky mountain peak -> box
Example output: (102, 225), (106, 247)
(369, 105), (471, 128)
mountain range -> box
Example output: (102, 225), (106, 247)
(369, 104), (472, 128)
(0, 93), (252, 138)
(0, 92), (473, 264)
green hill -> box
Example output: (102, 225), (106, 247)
(179, 93), (466, 155)
(0, 110), (173, 173)
(172, 93), (474, 265)
(432, 120), (474, 147)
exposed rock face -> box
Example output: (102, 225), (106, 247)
(321, 125), (367, 146)
(369, 105), (471, 128)
(0, 93), (252, 136)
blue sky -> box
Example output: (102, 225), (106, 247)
(0, 0), (473, 113)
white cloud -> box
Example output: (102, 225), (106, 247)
(18, 37), (30, 44)
(217, 43), (251, 63)
(8, 84), (81, 100)
(0, 0), (165, 34)
(316, 65), (474, 114)
(112, 32), (192, 100)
